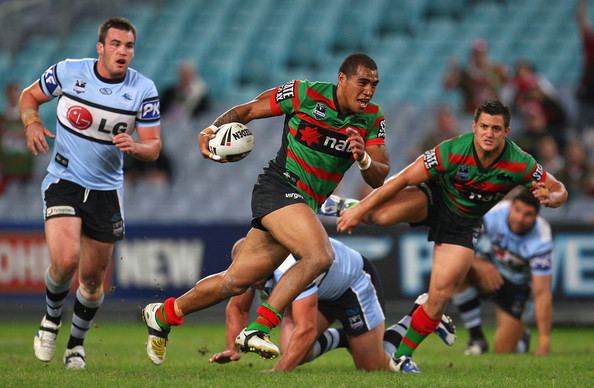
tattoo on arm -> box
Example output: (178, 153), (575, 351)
(213, 109), (241, 127)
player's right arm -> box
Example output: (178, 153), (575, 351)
(197, 88), (281, 162)
(337, 155), (429, 233)
(19, 81), (54, 156)
(209, 288), (256, 364)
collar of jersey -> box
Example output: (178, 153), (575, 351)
(93, 61), (126, 84)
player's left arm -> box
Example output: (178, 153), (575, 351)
(273, 293), (319, 371)
(531, 273), (553, 356)
(531, 171), (567, 208)
(113, 124), (161, 161)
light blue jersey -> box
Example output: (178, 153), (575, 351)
(39, 58), (160, 190)
(477, 201), (553, 285)
(266, 238), (363, 301)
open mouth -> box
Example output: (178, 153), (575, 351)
(116, 59), (126, 66)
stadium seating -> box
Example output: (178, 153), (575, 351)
(0, 0), (586, 223)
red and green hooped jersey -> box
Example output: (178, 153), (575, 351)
(422, 132), (546, 219)
(268, 79), (385, 210)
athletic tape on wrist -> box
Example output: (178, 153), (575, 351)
(358, 152), (372, 171)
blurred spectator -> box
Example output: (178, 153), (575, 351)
(407, 105), (461, 161)
(535, 135), (564, 177)
(160, 61), (210, 120)
(443, 39), (507, 114)
(576, 0), (594, 132)
(515, 103), (552, 157)
(124, 151), (173, 187)
(0, 82), (33, 193)
(557, 139), (594, 199)
(503, 60), (567, 144)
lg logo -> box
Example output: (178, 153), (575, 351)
(67, 106), (92, 130)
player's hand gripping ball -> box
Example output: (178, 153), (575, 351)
(208, 123), (254, 162)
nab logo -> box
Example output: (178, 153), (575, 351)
(67, 106), (93, 130)
(140, 100), (160, 120)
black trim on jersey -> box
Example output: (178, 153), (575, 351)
(142, 96), (160, 103)
(93, 61), (126, 84)
(52, 64), (63, 91)
(57, 117), (115, 145)
(136, 117), (159, 123)
(63, 92), (137, 116)
(472, 138), (508, 173)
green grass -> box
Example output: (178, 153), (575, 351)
(1, 321), (593, 387)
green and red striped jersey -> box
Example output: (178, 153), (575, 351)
(422, 132), (546, 219)
(269, 79), (385, 210)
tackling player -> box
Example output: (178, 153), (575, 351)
(453, 189), (553, 356)
(20, 17), (161, 369)
(142, 53), (390, 362)
(208, 238), (455, 371)
(327, 100), (567, 372)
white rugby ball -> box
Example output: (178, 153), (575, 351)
(208, 122), (254, 162)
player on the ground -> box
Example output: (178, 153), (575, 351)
(19, 17), (161, 369)
(452, 188), (553, 356)
(142, 53), (390, 363)
(326, 100), (567, 372)
(208, 238), (456, 371)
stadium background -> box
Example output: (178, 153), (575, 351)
(0, 0), (592, 326)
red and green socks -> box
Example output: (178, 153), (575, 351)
(156, 297), (184, 332)
(395, 305), (440, 358)
(246, 303), (282, 334)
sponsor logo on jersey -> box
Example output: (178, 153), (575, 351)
(42, 65), (59, 95)
(46, 205), (76, 218)
(275, 80), (296, 102)
(67, 106), (93, 130)
(285, 192), (304, 200)
(456, 165), (470, 181)
(123, 93), (133, 101)
(497, 172), (514, 182)
(99, 88), (112, 95)
(423, 148), (439, 170)
(140, 100), (160, 120)
(74, 80), (86, 94)
(295, 123), (354, 158)
(378, 119), (386, 139)
(532, 163), (544, 181)
(313, 103), (327, 120)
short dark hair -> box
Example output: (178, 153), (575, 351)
(339, 53), (377, 76)
(473, 100), (511, 128)
(512, 188), (540, 213)
(98, 17), (136, 44)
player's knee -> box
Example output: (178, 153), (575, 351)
(219, 273), (250, 297)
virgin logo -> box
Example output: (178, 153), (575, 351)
(67, 106), (93, 130)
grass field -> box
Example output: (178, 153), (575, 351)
(1, 321), (593, 387)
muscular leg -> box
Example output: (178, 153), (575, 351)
(367, 187), (428, 226)
(261, 203), (334, 314)
(348, 323), (392, 371)
(396, 244), (474, 358)
(176, 227), (289, 315)
(43, 217), (82, 323)
(493, 307), (524, 353)
(65, 234), (114, 350)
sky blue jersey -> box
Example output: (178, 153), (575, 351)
(264, 238), (365, 302)
(39, 58), (160, 190)
(477, 201), (554, 285)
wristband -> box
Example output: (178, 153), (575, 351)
(357, 152), (372, 171)
(21, 108), (41, 129)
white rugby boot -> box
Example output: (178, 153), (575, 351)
(34, 315), (60, 362)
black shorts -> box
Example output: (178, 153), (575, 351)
(412, 180), (482, 249)
(43, 178), (124, 243)
(250, 165), (308, 231)
(318, 257), (385, 336)
(492, 277), (531, 320)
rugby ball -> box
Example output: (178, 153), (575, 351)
(208, 122), (254, 162)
